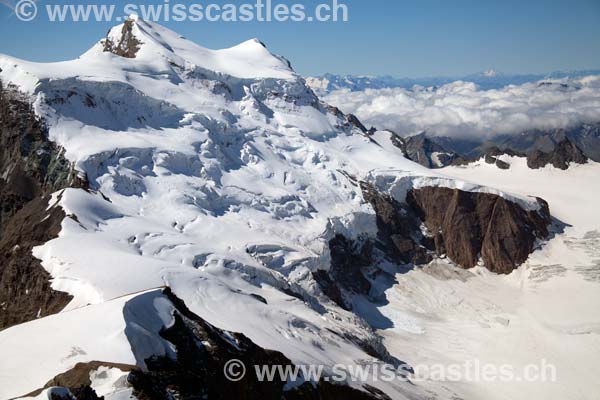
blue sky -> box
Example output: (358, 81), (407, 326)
(1, 0), (599, 77)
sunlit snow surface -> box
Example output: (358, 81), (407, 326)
(1, 20), (599, 400)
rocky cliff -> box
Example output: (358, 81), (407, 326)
(407, 187), (551, 274)
(314, 182), (551, 315)
(0, 80), (82, 330)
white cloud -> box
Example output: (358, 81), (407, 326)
(321, 75), (600, 139)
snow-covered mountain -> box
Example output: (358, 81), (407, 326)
(1, 18), (599, 400)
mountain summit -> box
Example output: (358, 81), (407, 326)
(95, 16), (295, 79)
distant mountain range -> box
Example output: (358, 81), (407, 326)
(390, 122), (600, 170)
(306, 70), (600, 93)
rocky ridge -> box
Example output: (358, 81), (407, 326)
(527, 137), (589, 169)
(399, 132), (590, 171)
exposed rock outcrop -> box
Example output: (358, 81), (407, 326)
(23, 361), (135, 399)
(407, 187), (551, 274)
(484, 153), (510, 170)
(313, 234), (372, 311)
(0, 196), (72, 331)
(392, 132), (465, 168)
(0, 81), (81, 330)
(327, 105), (376, 136)
(442, 138), (587, 171)
(479, 146), (526, 170)
(19, 289), (392, 400)
(360, 182), (432, 266)
(130, 288), (391, 400)
(313, 182), (434, 311)
(527, 137), (588, 170)
(102, 19), (142, 58)
(315, 180), (550, 308)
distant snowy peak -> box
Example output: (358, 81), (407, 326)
(306, 74), (400, 94)
(307, 69), (600, 93)
(482, 69), (498, 77)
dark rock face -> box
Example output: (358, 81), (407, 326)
(314, 181), (550, 302)
(407, 187), (551, 274)
(484, 153), (510, 170)
(312, 268), (345, 310)
(448, 138), (588, 171)
(313, 182), (434, 310)
(0, 197), (72, 330)
(346, 113), (369, 134)
(491, 124), (600, 163)
(326, 105), (376, 137)
(0, 81), (80, 330)
(312, 234), (372, 311)
(0, 82), (77, 228)
(28, 386), (100, 400)
(360, 182), (432, 266)
(313, 181), (437, 311)
(527, 137), (588, 170)
(20, 289), (390, 400)
(102, 19), (142, 58)
(392, 132), (464, 168)
(485, 146), (526, 159)
(480, 146), (525, 170)
(129, 289), (389, 400)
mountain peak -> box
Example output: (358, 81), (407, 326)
(102, 18), (143, 58)
(482, 69), (499, 77)
(91, 18), (296, 79)
(240, 38), (267, 48)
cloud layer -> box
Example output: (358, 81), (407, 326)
(321, 75), (600, 139)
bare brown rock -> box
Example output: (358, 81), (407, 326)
(360, 181), (432, 266)
(23, 361), (136, 399)
(102, 19), (142, 58)
(0, 81), (80, 330)
(0, 196), (73, 330)
(407, 187), (551, 274)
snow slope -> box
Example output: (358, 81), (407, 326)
(1, 18), (596, 400)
